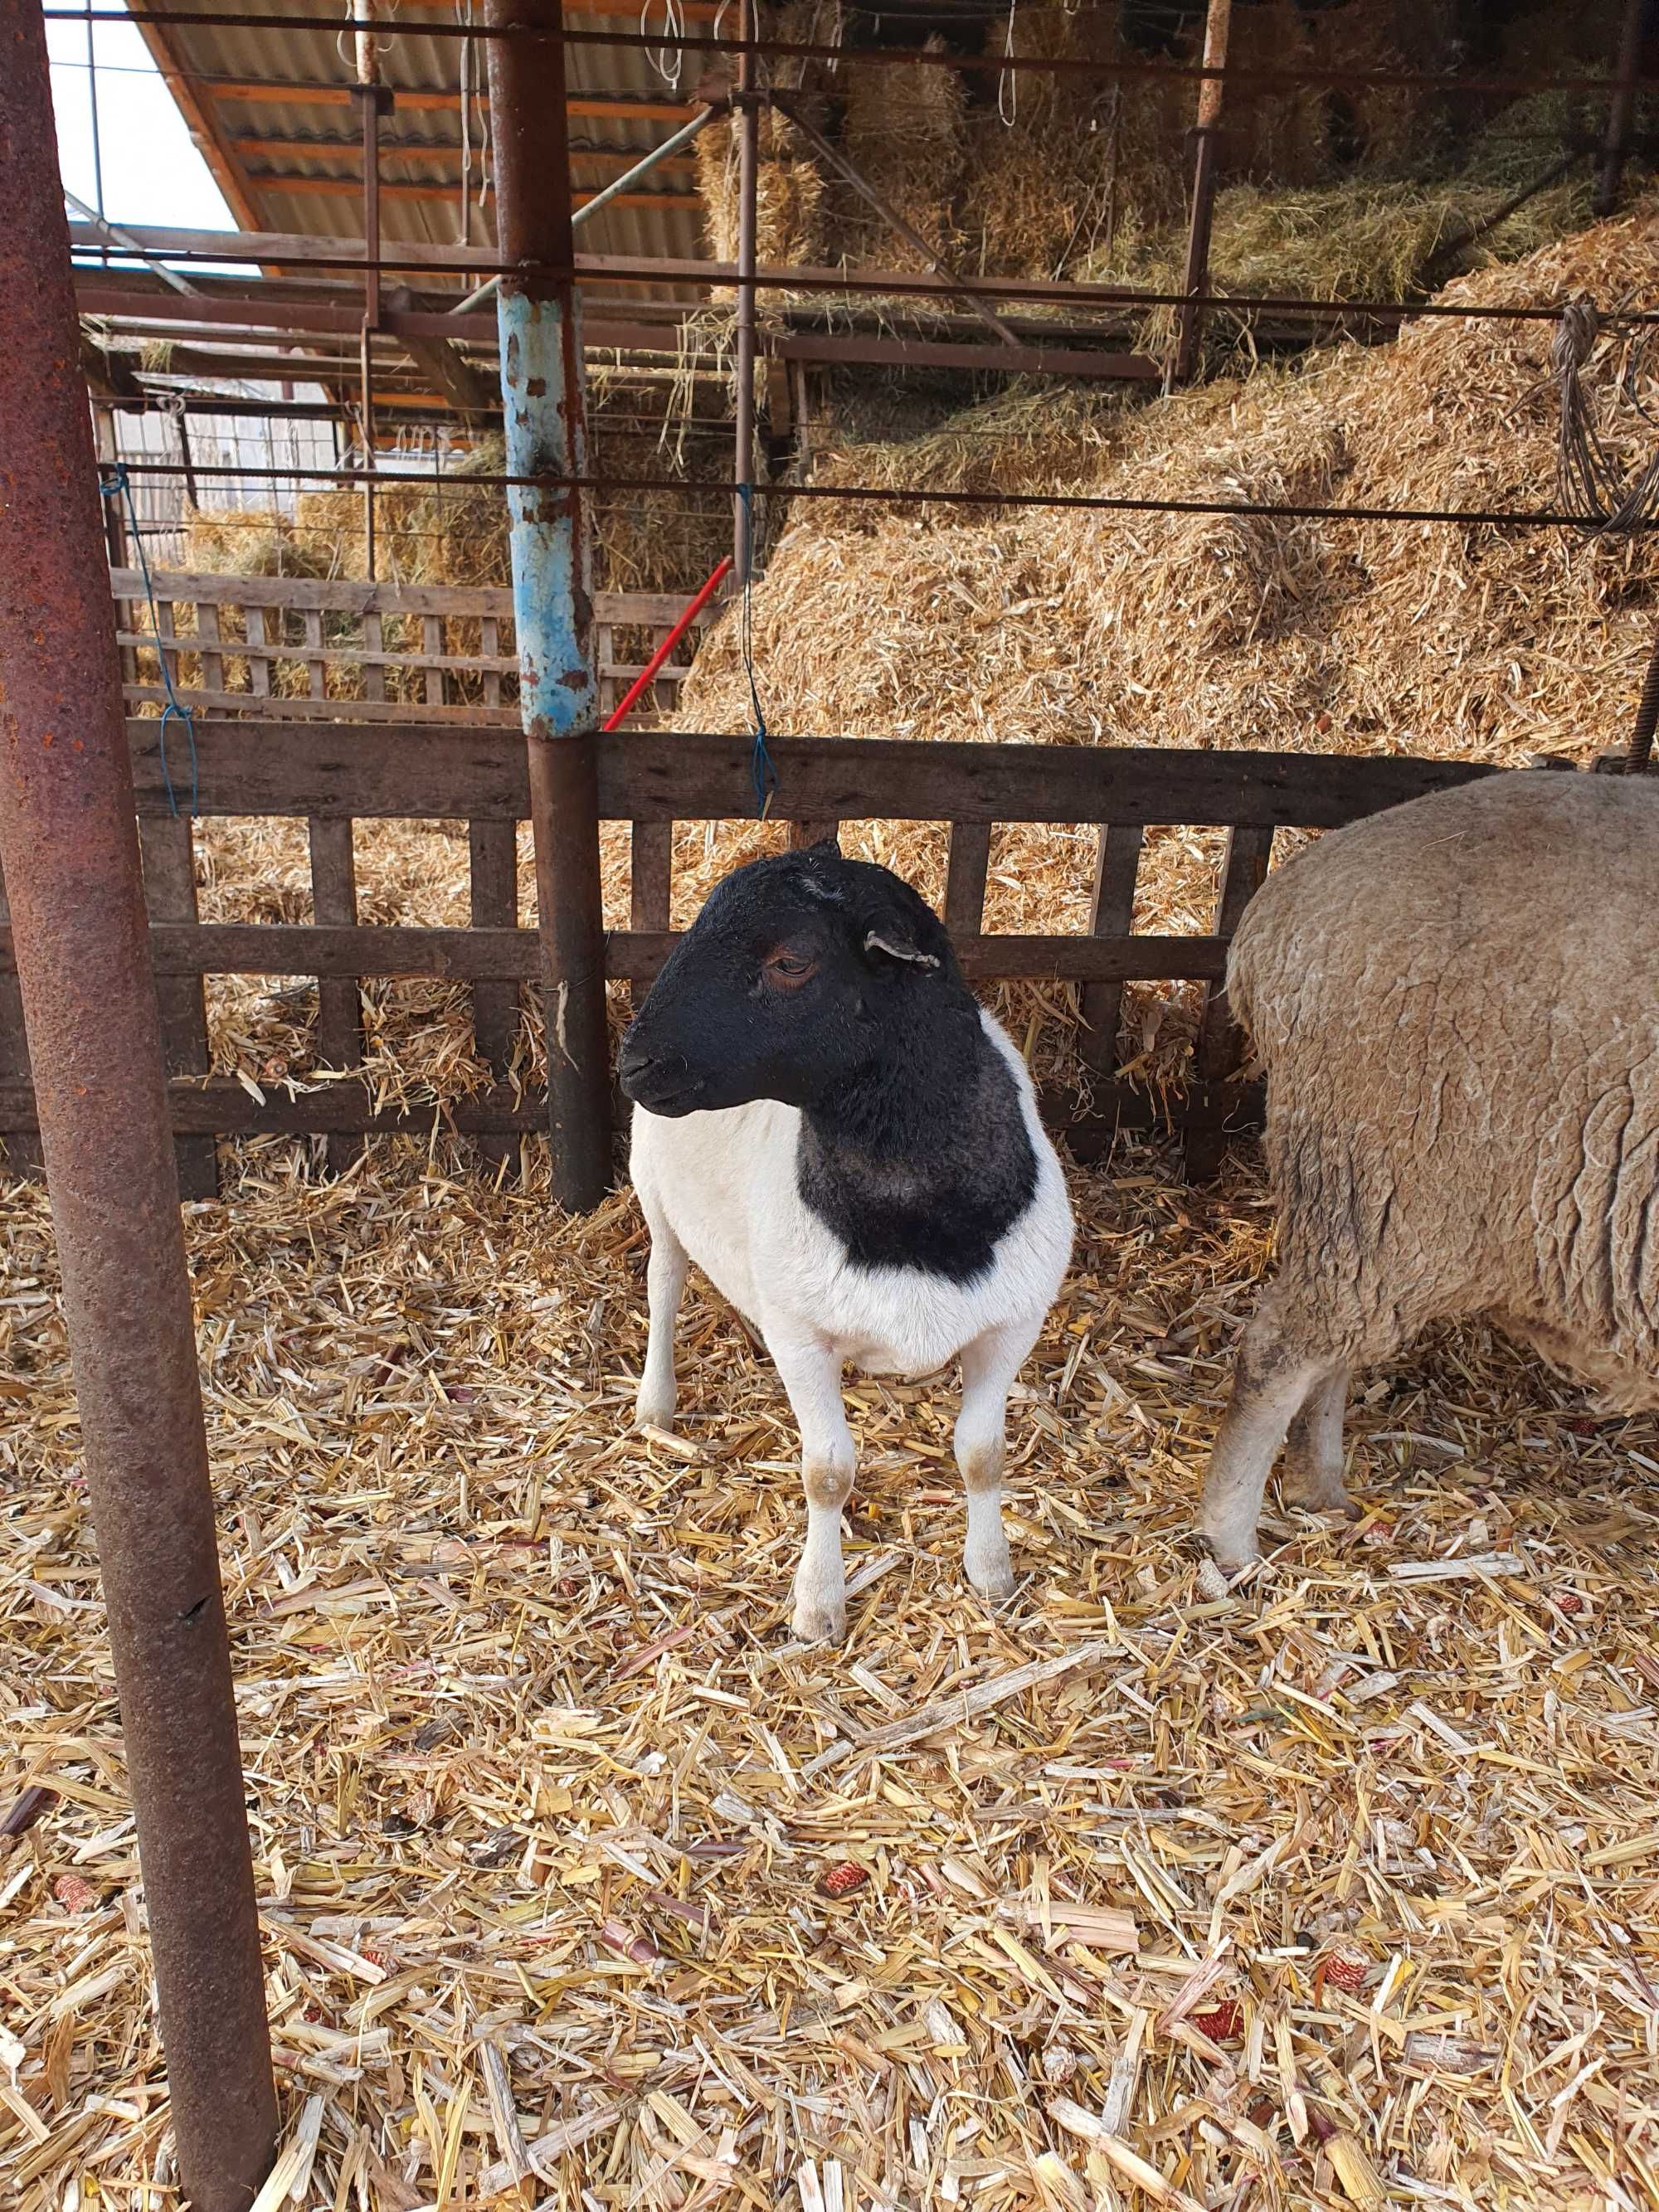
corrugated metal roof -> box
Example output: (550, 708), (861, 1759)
(134, 2), (716, 291)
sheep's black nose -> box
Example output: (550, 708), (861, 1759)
(619, 1037), (687, 1102)
(617, 1038), (656, 1096)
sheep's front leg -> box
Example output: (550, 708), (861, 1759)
(1281, 1365), (1359, 1519)
(635, 1211), (688, 1432)
(1202, 1303), (1339, 1572)
(767, 1329), (856, 1645)
(955, 1313), (1044, 1602)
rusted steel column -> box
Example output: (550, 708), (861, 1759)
(0, 11), (276, 2208)
(1173, 0), (1231, 386)
(356, 0), (384, 579)
(732, 0), (760, 583)
(484, 0), (612, 1208)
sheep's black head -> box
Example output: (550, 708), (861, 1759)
(619, 840), (966, 1118)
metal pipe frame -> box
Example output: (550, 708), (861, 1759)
(0, 7), (277, 2206)
(1174, 0), (1231, 387)
(732, 0), (758, 585)
(484, 0), (611, 1210)
(97, 455), (1659, 532)
(70, 228), (1646, 328)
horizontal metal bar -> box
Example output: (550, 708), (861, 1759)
(40, 12), (1659, 100)
(71, 227), (1659, 327)
(98, 457), (1652, 530)
(775, 333), (1155, 378)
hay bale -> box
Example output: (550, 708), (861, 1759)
(694, 105), (828, 275)
(1303, 0), (1457, 177)
(839, 36), (967, 270)
(184, 504), (328, 579)
(964, 4), (1186, 280)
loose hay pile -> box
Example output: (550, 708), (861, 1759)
(3, 1147), (1658, 2209)
(664, 202), (1659, 1087)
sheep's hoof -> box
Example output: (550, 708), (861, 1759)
(966, 1548), (1016, 1602)
(791, 1595), (847, 1646)
(1282, 1472), (1362, 1520)
(634, 1393), (676, 1433)
(1200, 1528), (1260, 1577)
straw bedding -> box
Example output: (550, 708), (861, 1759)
(3, 1136), (1658, 2210)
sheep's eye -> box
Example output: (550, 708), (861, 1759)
(763, 950), (816, 988)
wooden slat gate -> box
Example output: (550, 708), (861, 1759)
(0, 715), (1501, 1193)
(109, 568), (720, 728)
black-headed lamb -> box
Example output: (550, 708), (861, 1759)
(619, 841), (1074, 1643)
(1201, 769), (1659, 1570)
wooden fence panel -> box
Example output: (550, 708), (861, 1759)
(944, 822), (991, 941)
(112, 571), (721, 726)
(307, 819), (364, 1174)
(1183, 824), (1277, 1179)
(138, 816), (218, 1198)
(85, 563), (1511, 1179)
(1080, 823), (1146, 1080)
(469, 821), (519, 1172)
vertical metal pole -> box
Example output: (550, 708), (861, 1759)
(357, 5), (382, 581)
(1595, 0), (1648, 216)
(732, 0), (760, 583)
(0, 10), (276, 2209)
(484, 0), (612, 1209)
(1174, 0), (1231, 387)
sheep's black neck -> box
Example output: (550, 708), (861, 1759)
(795, 994), (1038, 1283)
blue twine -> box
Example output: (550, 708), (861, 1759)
(100, 462), (197, 819)
(737, 482), (776, 819)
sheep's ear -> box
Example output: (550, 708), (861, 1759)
(805, 829), (840, 854)
(863, 926), (940, 971)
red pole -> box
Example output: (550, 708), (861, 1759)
(604, 556), (733, 732)
(0, 5), (276, 2207)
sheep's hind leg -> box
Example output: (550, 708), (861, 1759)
(635, 1210), (688, 1432)
(955, 1313), (1044, 1602)
(1202, 1303), (1340, 1573)
(1281, 1365), (1360, 1519)
(768, 1329), (857, 1645)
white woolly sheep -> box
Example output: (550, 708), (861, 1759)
(618, 841), (1074, 1644)
(1201, 769), (1659, 1570)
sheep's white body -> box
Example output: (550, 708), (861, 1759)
(630, 1010), (1073, 1641)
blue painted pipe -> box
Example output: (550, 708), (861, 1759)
(496, 285), (596, 739)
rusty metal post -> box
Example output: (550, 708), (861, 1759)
(356, 0), (384, 580)
(732, 0), (760, 584)
(1595, 0), (1649, 216)
(0, 9), (276, 2208)
(484, 0), (612, 1208)
(1173, 0), (1232, 386)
